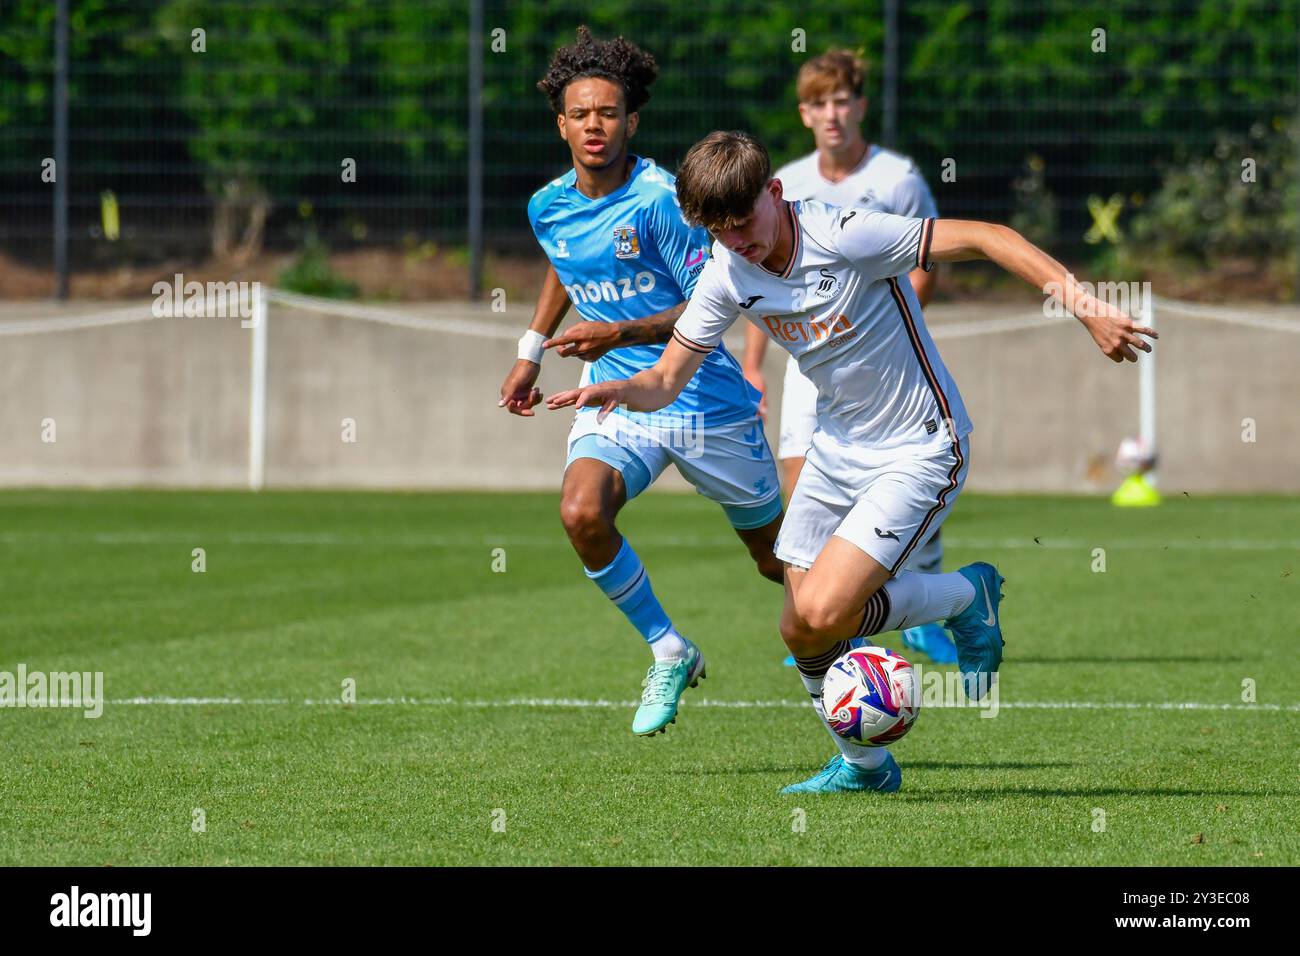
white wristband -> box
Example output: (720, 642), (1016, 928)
(517, 329), (547, 364)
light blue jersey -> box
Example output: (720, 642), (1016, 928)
(527, 155), (761, 427)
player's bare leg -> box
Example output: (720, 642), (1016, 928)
(779, 539), (999, 792)
(558, 457), (628, 570)
(733, 514), (785, 583)
(777, 455), (819, 666)
(780, 556), (902, 792)
(781, 537), (893, 651)
(560, 457), (704, 736)
(781, 456), (805, 500)
(782, 534), (1004, 701)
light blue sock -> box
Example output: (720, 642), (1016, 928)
(586, 538), (674, 646)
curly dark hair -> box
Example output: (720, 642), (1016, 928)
(536, 25), (659, 115)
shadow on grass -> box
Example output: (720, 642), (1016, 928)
(906, 760), (1075, 770)
(897, 787), (1280, 801)
(1009, 656), (1246, 664)
(665, 764), (810, 777)
(667, 760), (1076, 777)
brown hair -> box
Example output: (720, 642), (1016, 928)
(795, 48), (867, 102)
(675, 131), (771, 232)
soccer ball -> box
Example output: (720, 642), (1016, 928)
(822, 646), (919, 746)
(1115, 436), (1157, 475)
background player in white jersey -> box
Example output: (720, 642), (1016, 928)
(547, 131), (1156, 793)
(744, 50), (956, 667)
(497, 30), (784, 739)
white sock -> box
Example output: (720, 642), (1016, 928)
(650, 629), (691, 662)
(878, 570), (975, 634)
(799, 672), (890, 770)
(812, 696), (891, 769)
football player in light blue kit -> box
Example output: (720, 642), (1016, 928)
(498, 27), (784, 736)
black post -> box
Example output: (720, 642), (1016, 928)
(54, 0), (69, 300)
(468, 0), (484, 301)
(882, 0), (898, 148)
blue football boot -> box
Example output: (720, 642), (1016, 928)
(900, 622), (959, 664)
(945, 562), (1005, 700)
(781, 753), (902, 794)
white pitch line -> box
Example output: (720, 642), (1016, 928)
(3, 531), (1298, 552)
(104, 696), (1300, 712)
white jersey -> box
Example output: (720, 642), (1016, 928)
(673, 199), (971, 464)
(771, 145), (940, 460)
(774, 145), (937, 219)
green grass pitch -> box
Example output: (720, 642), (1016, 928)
(0, 489), (1296, 866)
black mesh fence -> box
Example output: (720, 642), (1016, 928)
(1, 0), (1296, 285)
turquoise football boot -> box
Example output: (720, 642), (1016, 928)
(632, 645), (706, 736)
(900, 622), (959, 664)
(781, 753), (902, 794)
(945, 562), (1005, 700)
(784, 636), (868, 667)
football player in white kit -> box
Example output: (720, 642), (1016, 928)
(743, 50), (957, 667)
(547, 131), (1156, 794)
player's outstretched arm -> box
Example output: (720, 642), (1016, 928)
(543, 300), (687, 361)
(499, 264), (572, 417)
(929, 220), (1158, 363)
(545, 338), (707, 421)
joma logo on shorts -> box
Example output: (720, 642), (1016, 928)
(761, 313), (852, 344)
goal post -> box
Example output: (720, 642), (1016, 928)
(247, 283), (268, 492)
(1138, 293), (1157, 486)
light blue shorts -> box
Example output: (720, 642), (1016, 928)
(565, 409), (783, 530)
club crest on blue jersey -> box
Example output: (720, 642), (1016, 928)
(555, 238), (570, 258)
(613, 225), (641, 259)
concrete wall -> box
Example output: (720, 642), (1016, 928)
(1, 298), (1295, 492)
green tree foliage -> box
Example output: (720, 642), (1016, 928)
(0, 1), (178, 185)
(1, 0), (1295, 271)
(152, 0), (460, 249)
(1123, 119), (1298, 267)
(155, 1), (456, 195)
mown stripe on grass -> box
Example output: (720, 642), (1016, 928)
(2, 531), (1299, 551)
(102, 696), (1300, 711)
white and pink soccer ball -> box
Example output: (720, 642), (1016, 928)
(1115, 437), (1157, 476)
(822, 646), (920, 747)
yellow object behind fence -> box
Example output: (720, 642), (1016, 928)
(100, 190), (119, 241)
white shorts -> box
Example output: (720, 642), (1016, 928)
(566, 409), (783, 529)
(775, 433), (970, 574)
(777, 354), (819, 461)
